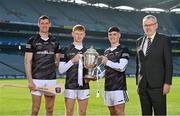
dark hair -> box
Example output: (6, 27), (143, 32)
(38, 15), (51, 23)
(108, 26), (120, 33)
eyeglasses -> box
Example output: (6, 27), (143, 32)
(143, 23), (157, 27)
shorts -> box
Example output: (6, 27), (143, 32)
(64, 89), (90, 100)
(104, 90), (129, 106)
(31, 79), (56, 96)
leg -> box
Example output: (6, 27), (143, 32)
(114, 103), (125, 116)
(108, 106), (116, 116)
(31, 95), (41, 116)
(105, 91), (115, 116)
(44, 95), (55, 116)
(138, 88), (152, 115)
(153, 96), (166, 115)
(77, 98), (88, 116)
(148, 88), (166, 115)
(107, 90), (127, 116)
(65, 98), (76, 116)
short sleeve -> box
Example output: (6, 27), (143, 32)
(121, 47), (130, 60)
(60, 47), (68, 62)
(55, 42), (61, 53)
(25, 37), (34, 53)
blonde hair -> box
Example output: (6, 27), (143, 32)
(72, 24), (86, 32)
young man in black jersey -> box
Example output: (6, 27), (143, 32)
(100, 26), (130, 115)
(24, 15), (60, 116)
(58, 24), (89, 116)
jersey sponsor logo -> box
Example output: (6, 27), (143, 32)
(68, 53), (76, 56)
(51, 42), (56, 45)
(35, 43), (42, 45)
(115, 52), (121, 56)
(36, 50), (55, 55)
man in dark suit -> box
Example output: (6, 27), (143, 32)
(136, 15), (173, 115)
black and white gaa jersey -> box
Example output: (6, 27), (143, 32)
(60, 44), (89, 89)
(25, 34), (60, 80)
(104, 45), (130, 91)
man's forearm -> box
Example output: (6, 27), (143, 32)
(25, 61), (33, 83)
(55, 53), (60, 68)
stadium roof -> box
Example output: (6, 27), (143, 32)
(60, 0), (180, 12)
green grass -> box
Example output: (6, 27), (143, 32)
(0, 77), (180, 115)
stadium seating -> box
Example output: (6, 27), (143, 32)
(0, 0), (180, 77)
(0, 0), (180, 34)
(0, 53), (25, 76)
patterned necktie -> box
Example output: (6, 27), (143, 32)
(146, 38), (152, 55)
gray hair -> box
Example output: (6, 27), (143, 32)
(143, 15), (157, 23)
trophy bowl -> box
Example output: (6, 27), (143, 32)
(83, 46), (99, 81)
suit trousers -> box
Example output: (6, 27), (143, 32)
(138, 87), (166, 116)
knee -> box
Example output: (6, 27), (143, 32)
(116, 109), (124, 115)
(32, 106), (40, 115)
(46, 106), (54, 114)
(109, 109), (116, 115)
(78, 109), (86, 115)
(66, 108), (74, 115)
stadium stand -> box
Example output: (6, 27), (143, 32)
(0, 0), (180, 77)
(0, 0), (180, 34)
(0, 52), (25, 78)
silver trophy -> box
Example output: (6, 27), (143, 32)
(83, 46), (99, 81)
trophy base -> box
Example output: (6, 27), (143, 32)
(84, 75), (97, 83)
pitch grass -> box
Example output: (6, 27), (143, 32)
(0, 77), (180, 115)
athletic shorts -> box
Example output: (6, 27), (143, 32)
(104, 90), (129, 106)
(64, 89), (90, 100)
(31, 79), (56, 96)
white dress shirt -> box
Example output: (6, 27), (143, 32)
(143, 32), (156, 55)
